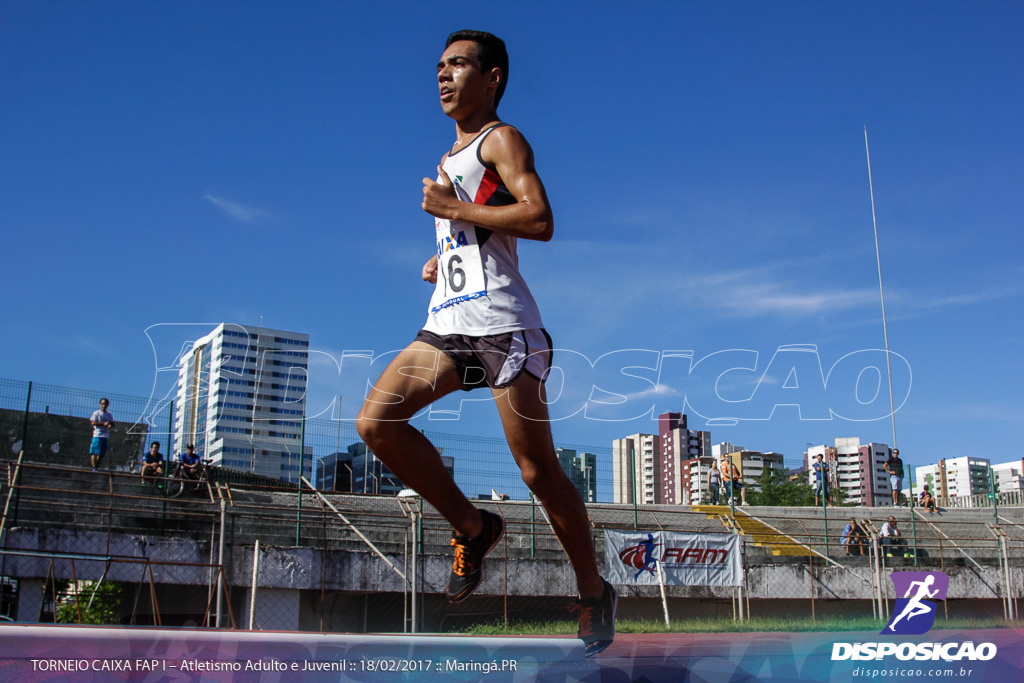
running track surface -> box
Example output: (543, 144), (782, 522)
(0, 624), (1021, 681)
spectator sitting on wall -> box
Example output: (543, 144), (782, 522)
(179, 443), (202, 481)
(841, 518), (866, 556)
(919, 485), (938, 514)
(140, 442), (165, 488)
(879, 516), (908, 558)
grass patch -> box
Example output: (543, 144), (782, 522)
(463, 616), (1024, 636)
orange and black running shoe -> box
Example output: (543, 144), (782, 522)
(570, 578), (618, 657)
(446, 508), (506, 604)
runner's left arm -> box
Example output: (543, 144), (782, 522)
(421, 126), (553, 241)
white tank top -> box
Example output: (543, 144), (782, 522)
(423, 123), (545, 336)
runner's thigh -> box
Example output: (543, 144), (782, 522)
(360, 341), (464, 422)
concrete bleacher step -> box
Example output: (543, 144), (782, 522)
(692, 505), (809, 557)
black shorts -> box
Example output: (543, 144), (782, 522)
(414, 328), (553, 391)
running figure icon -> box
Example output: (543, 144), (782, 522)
(888, 574), (940, 632)
(634, 534), (659, 580)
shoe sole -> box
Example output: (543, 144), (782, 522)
(446, 513), (506, 604)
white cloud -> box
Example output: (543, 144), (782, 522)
(205, 194), (270, 224)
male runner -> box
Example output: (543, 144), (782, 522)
(356, 29), (616, 656)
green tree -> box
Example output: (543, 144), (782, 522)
(747, 467), (816, 506)
(55, 581), (123, 625)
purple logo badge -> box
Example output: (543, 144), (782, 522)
(883, 571), (949, 635)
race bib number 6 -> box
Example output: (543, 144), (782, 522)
(433, 222), (487, 313)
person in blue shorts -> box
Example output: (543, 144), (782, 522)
(89, 398), (113, 472)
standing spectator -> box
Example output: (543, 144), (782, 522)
(140, 442), (165, 487)
(841, 518), (866, 556)
(89, 398), (113, 472)
(813, 453), (831, 507)
(721, 458), (746, 506)
(707, 462), (722, 505)
(919, 484), (938, 514)
(885, 448), (905, 507)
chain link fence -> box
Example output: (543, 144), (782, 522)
(2, 377), (1022, 633)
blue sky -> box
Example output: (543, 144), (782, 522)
(3, 1), (1022, 478)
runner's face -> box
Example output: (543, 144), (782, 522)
(437, 41), (495, 118)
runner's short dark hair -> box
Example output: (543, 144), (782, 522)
(446, 29), (509, 106)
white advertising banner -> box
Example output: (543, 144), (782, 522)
(604, 530), (744, 587)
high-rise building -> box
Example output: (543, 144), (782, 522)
(805, 439), (892, 506)
(992, 459), (1024, 494)
(916, 456), (992, 503)
(555, 448), (597, 503)
(657, 412), (711, 505)
(612, 412), (711, 505)
(317, 450), (354, 492)
(174, 323), (312, 484)
(612, 433), (656, 505)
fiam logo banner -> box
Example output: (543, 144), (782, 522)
(603, 530), (743, 587)
(883, 571), (949, 635)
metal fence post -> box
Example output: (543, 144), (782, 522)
(822, 494), (829, 559)
(530, 493), (536, 559)
(990, 468), (999, 523)
(167, 400), (174, 461)
(20, 381), (32, 456)
(11, 382), (31, 528)
(630, 446), (638, 530)
(296, 419), (306, 546)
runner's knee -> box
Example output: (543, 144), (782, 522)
(355, 412), (397, 450)
(520, 460), (569, 498)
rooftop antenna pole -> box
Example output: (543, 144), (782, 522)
(864, 127), (898, 450)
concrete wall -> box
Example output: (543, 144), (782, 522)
(4, 526), (1019, 632)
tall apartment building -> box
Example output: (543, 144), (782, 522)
(613, 433), (656, 505)
(916, 456), (992, 502)
(556, 448), (597, 503)
(174, 323), (312, 484)
(612, 412), (710, 505)
(679, 456), (717, 505)
(805, 438), (891, 507)
(992, 459), (1024, 494)
(317, 451), (353, 492)
(657, 412), (711, 504)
